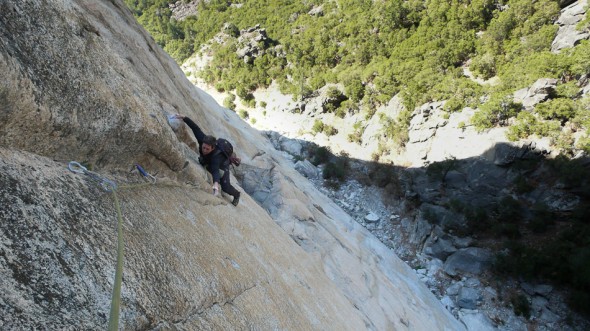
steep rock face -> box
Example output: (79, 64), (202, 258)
(0, 1), (465, 330)
(1, 148), (370, 330)
(0, 0), (200, 177)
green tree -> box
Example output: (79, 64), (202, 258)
(535, 98), (576, 124)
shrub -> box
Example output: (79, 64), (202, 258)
(223, 22), (240, 38)
(535, 98), (576, 124)
(513, 175), (534, 194)
(238, 109), (249, 119)
(335, 107), (347, 119)
(223, 94), (236, 111)
(323, 124), (338, 136)
(426, 157), (458, 184)
(447, 199), (464, 213)
(556, 81), (580, 98)
(324, 102), (337, 113)
(422, 206), (438, 223)
(569, 40), (590, 76)
(348, 133), (362, 144)
(511, 293), (531, 319)
(344, 77), (364, 102)
(494, 241), (542, 279)
(323, 160), (347, 181)
(214, 82), (226, 92)
(463, 206), (490, 233)
(309, 75), (326, 90)
(347, 121), (365, 144)
(327, 86), (342, 99)
(493, 222), (521, 239)
(311, 119), (324, 134)
(527, 203), (554, 234)
(367, 164), (393, 188)
(568, 246), (590, 314)
(382, 111), (411, 149)
(507, 111), (537, 141)
(339, 99), (359, 116)
(547, 156), (590, 188)
(471, 107), (495, 131)
(555, 131), (575, 155)
(311, 146), (331, 165)
(576, 135), (590, 154)
(472, 96), (523, 131)
(245, 98), (257, 108)
(164, 39), (193, 63)
(444, 97), (463, 113)
(495, 195), (522, 224)
(236, 85), (255, 101)
(572, 96), (590, 130)
(470, 52), (496, 80)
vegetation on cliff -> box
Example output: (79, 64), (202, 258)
(125, 0), (589, 155)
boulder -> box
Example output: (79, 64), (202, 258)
(513, 78), (558, 110)
(552, 0), (590, 52)
(279, 137), (304, 156)
(294, 159), (319, 179)
(443, 247), (494, 276)
(458, 311), (497, 331)
(522, 283), (554, 297)
(236, 25), (270, 62)
(457, 287), (481, 309)
(424, 234), (457, 261)
(364, 212), (380, 223)
(308, 5), (324, 16)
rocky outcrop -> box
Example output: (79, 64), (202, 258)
(0, 0), (197, 178)
(551, 0), (589, 53)
(0, 0), (465, 330)
(513, 78), (558, 111)
(169, 0), (199, 21)
(236, 25), (271, 63)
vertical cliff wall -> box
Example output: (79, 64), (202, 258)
(0, 1), (465, 330)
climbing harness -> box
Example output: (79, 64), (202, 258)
(68, 161), (157, 331)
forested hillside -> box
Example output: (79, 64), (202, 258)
(126, 0), (589, 155)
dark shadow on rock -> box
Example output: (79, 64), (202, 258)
(252, 130), (590, 317)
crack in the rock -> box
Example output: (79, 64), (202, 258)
(160, 283), (258, 328)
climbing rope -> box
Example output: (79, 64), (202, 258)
(68, 160), (208, 329)
(68, 161), (157, 331)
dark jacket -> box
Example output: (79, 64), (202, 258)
(183, 117), (228, 183)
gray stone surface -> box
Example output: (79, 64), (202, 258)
(364, 212), (380, 223)
(294, 159), (319, 179)
(457, 287), (481, 309)
(552, 0), (590, 52)
(458, 310), (497, 331)
(424, 236), (457, 260)
(443, 248), (494, 276)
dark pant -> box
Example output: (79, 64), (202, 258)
(217, 167), (239, 197)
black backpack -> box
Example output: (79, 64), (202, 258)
(216, 138), (241, 166)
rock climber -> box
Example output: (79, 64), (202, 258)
(173, 114), (241, 206)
